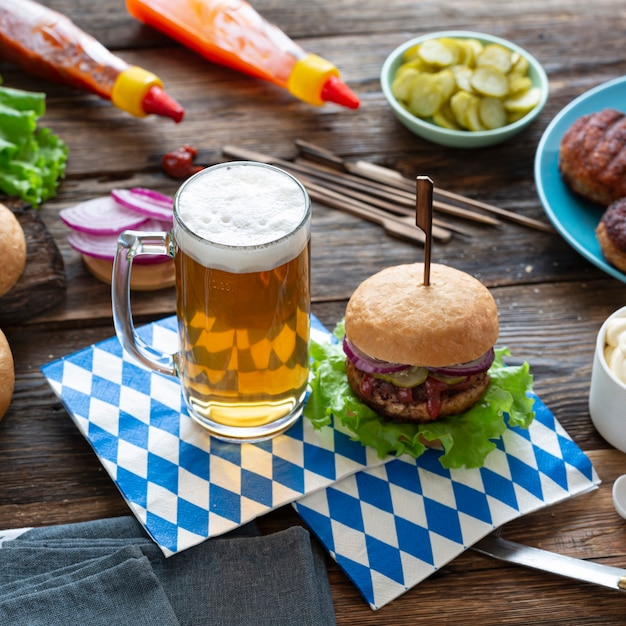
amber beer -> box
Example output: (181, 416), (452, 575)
(173, 162), (311, 440)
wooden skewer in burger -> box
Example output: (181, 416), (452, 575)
(342, 176), (500, 423)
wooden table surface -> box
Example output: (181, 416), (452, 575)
(1, 0), (626, 623)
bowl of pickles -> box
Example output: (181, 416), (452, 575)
(380, 31), (549, 148)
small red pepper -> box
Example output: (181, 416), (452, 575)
(162, 145), (204, 180)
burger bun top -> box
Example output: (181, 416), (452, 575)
(0, 328), (14, 420)
(0, 204), (26, 297)
(345, 263), (499, 367)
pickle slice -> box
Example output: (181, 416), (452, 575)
(464, 96), (485, 131)
(508, 75), (532, 95)
(418, 38), (461, 67)
(470, 66), (509, 98)
(504, 86), (542, 114)
(450, 90), (474, 128)
(391, 67), (419, 102)
(408, 73), (445, 117)
(479, 97), (507, 129)
(433, 101), (461, 130)
(452, 64), (474, 92)
(476, 43), (512, 73)
(374, 366), (429, 387)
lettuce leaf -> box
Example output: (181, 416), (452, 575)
(0, 80), (68, 207)
(304, 321), (535, 469)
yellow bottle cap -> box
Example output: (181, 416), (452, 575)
(111, 66), (161, 117)
(287, 54), (359, 109)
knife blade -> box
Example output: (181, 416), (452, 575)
(472, 535), (626, 592)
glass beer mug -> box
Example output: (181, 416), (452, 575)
(112, 161), (311, 443)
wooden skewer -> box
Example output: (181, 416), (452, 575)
(416, 176), (434, 286)
(292, 157), (500, 226)
(293, 170), (463, 239)
(295, 139), (556, 234)
(306, 183), (427, 245)
(222, 145), (498, 227)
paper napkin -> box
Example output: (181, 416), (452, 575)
(41, 315), (391, 556)
(294, 392), (599, 607)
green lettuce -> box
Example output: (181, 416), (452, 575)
(0, 80), (68, 207)
(304, 321), (536, 469)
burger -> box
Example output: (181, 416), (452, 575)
(343, 262), (499, 423)
(305, 263), (535, 469)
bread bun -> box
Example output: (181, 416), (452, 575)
(82, 255), (176, 291)
(0, 204), (26, 297)
(345, 263), (499, 367)
(0, 328), (14, 420)
(596, 198), (626, 272)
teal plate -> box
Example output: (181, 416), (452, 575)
(534, 76), (626, 283)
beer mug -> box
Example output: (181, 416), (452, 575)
(112, 161), (311, 443)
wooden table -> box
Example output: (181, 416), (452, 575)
(1, 0), (626, 623)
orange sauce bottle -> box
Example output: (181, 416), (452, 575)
(125, 0), (360, 109)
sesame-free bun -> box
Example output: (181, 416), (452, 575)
(345, 263), (499, 367)
(0, 328), (14, 420)
(0, 204), (26, 297)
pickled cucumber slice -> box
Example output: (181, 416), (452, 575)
(433, 101), (462, 130)
(464, 96), (485, 131)
(457, 38), (484, 66)
(452, 64), (474, 92)
(408, 73), (445, 117)
(508, 75), (532, 95)
(479, 97), (507, 129)
(418, 38), (461, 67)
(450, 90), (475, 129)
(504, 86), (541, 114)
(470, 66), (509, 97)
(391, 67), (419, 101)
(476, 43), (512, 73)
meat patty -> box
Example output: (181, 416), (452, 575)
(559, 108), (626, 206)
(346, 360), (490, 423)
(597, 197), (626, 272)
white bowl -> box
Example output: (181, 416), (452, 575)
(589, 305), (626, 453)
(612, 474), (626, 520)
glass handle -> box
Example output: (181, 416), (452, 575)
(111, 230), (176, 377)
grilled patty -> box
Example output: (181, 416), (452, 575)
(559, 108), (626, 206)
(346, 360), (490, 423)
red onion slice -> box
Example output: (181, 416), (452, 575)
(60, 196), (149, 235)
(111, 188), (174, 223)
(343, 336), (409, 374)
(428, 348), (495, 377)
(67, 218), (172, 264)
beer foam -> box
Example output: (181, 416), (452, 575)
(175, 162), (310, 272)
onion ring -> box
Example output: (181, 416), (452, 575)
(343, 336), (409, 374)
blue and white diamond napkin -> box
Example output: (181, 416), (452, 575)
(41, 315), (391, 556)
(42, 315), (599, 611)
(294, 392), (599, 609)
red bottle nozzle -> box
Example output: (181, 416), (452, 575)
(320, 75), (360, 109)
(142, 85), (185, 122)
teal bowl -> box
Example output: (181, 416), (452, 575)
(380, 31), (549, 148)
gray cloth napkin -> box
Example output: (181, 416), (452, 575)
(0, 517), (336, 626)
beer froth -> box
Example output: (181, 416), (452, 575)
(175, 162), (310, 273)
